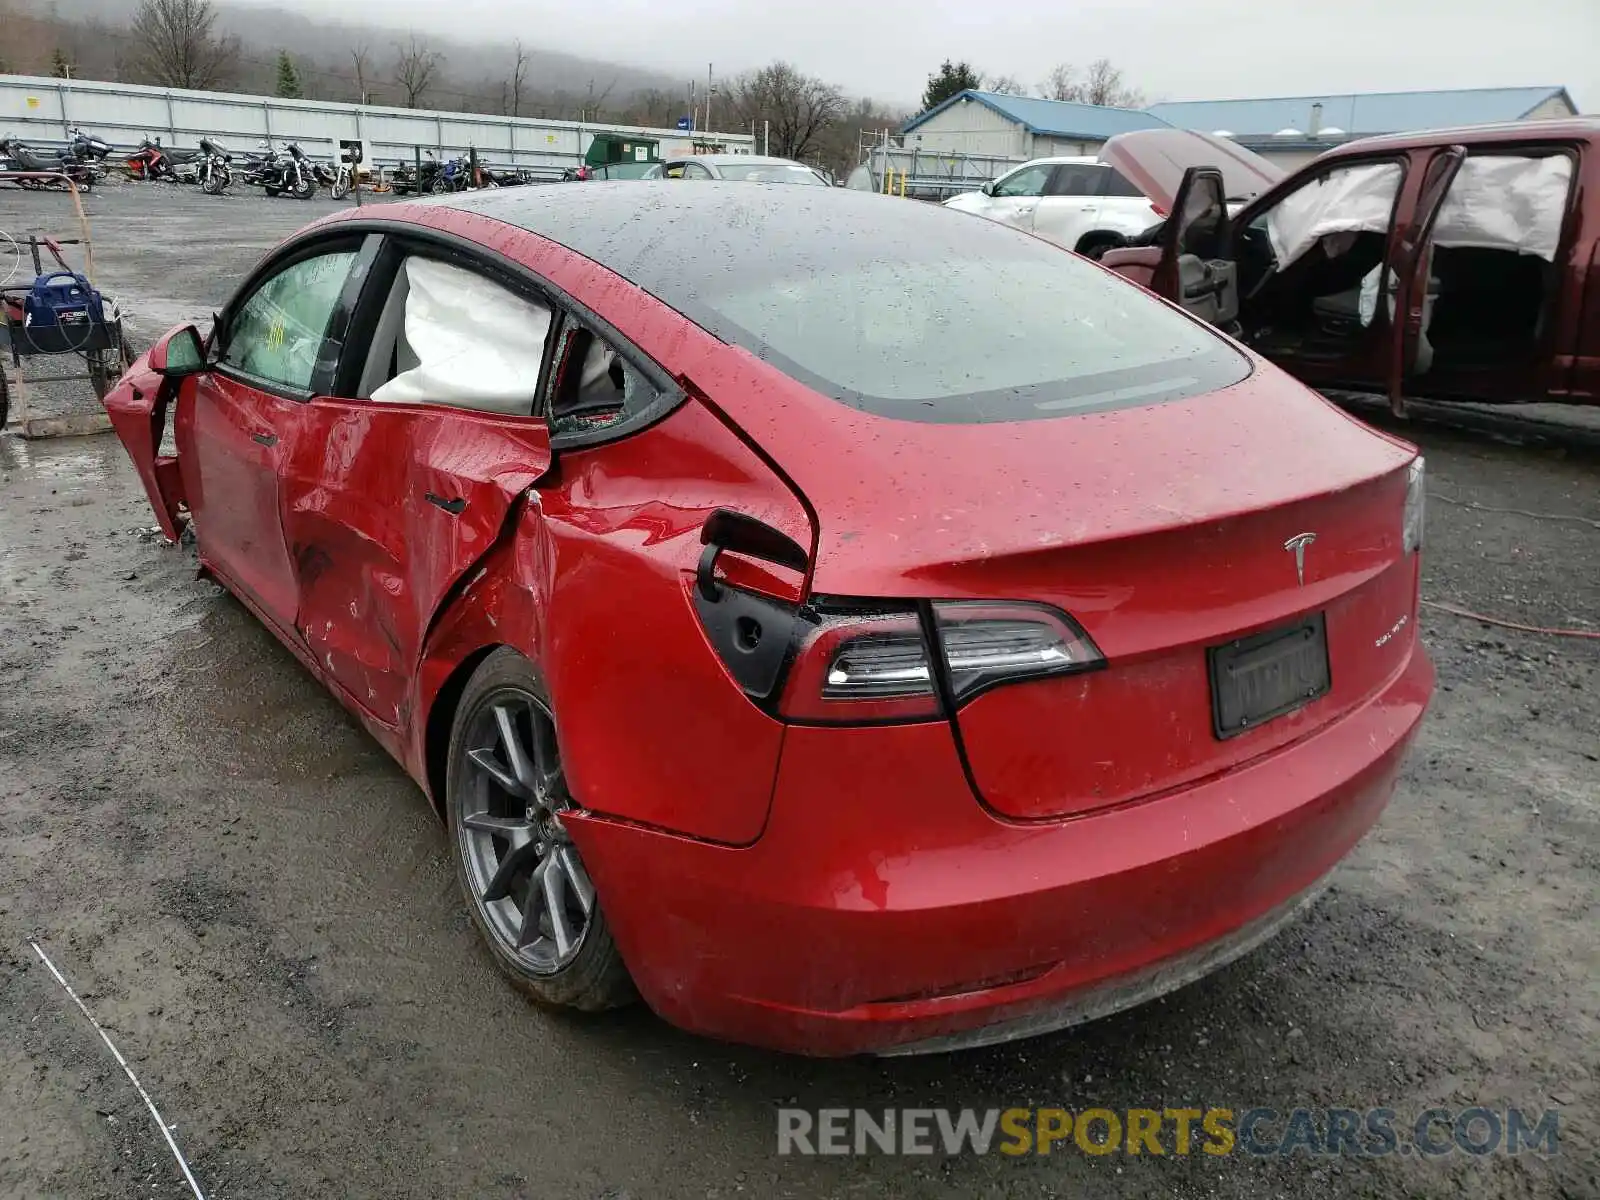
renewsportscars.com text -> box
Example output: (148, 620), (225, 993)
(777, 1106), (1561, 1158)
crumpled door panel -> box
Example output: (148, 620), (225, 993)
(278, 398), (551, 728)
(101, 349), (187, 542)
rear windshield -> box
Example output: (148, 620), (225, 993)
(715, 163), (826, 185)
(683, 222), (1248, 422)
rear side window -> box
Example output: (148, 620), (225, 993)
(547, 321), (664, 438)
(682, 229), (1248, 422)
(1103, 169), (1145, 198)
(1047, 165), (1105, 196)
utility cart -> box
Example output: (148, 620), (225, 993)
(0, 234), (132, 435)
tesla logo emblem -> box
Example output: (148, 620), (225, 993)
(1284, 532), (1317, 586)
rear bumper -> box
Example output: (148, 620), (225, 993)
(570, 645), (1432, 1056)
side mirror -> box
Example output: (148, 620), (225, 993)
(150, 324), (207, 378)
(980, 180), (997, 197)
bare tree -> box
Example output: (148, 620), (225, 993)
(985, 74), (1028, 96)
(509, 39), (529, 119)
(130, 0), (238, 90)
(349, 42), (373, 104)
(1038, 59), (1142, 107)
(1039, 62), (1079, 102)
(1079, 58), (1143, 108)
(393, 33), (441, 108)
(728, 62), (845, 162)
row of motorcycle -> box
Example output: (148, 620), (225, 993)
(125, 136), (349, 199)
(2, 129), (531, 199)
(0, 127), (354, 199)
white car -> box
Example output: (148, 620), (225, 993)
(943, 156), (1162, 259)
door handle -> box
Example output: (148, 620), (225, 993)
(425, 492), (466, 515)
(251, 432), (277, 447)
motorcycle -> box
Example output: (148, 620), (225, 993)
(196, 136), (232, 195)
(67, 128), (113, 171)
(125, 137), (173, 181)
(391, 150), (440, 196)
(256, 142), (317, 200)
(431, 154), (497, 193)
(0, 135), (97, 190)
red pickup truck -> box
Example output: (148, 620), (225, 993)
(1099, 120), (1600, 413)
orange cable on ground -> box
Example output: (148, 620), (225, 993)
(1423, 600), (1600, 641)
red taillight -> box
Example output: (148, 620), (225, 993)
(779, 601), (1104, 723)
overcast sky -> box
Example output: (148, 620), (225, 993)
(252, 0), (1596, 112)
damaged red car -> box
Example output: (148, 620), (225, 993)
(103, 184), (1432, 1055)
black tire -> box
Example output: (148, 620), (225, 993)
(201, 169), (225, 196)
(446, 648), (635, 1012)
(264, 186), (281, 197)
(1076, 233), (1126, 261)
(330, 175), (350, 201)
(292, 176), (315, 200)
(0, 361), (10, 432)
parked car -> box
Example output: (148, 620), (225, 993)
(659, 153), (830, 184)
(1099, 120), (1600, 412)
(567, 161), (661, 181)
(945, 145), (1279, 260)
(102, 186), (1431, 1056)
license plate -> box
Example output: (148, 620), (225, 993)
(1208, 614), (1331, 739)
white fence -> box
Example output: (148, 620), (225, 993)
(0, 74), (753, 170)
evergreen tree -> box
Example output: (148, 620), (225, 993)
(921, 60), (981, 113)
(51, 48), (72, 79)
(275, 50), (303, 99)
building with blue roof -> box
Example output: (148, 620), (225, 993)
(903, 85), (1580, 170)
(901, 90), (1173, 160)
(1147, 86), (1579, 168)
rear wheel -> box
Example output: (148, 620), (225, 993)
(264, 186), (281, 197)
(0, 360), (10, 431)
(446, 648), (635, 1011)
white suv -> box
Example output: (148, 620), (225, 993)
(943, 156), (1160, 259)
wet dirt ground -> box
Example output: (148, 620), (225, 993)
(1, 186), (1596, 1199)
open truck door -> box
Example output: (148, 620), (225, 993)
(1387, 145), (1466, 416)
(1150, 167), (1239, 329)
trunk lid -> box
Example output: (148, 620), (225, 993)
(1099, 128), (1286, 210)
(704, 351), (1418, 820)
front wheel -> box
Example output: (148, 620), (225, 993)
(291, 174), (315, 200)
(446, 648), (635, 1011)
(429, 175), (450, 195)
(201, 169), (224, 196)
(330, 171), (351, 201)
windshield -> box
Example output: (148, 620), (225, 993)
(715, 163), (827, 185)
(599, 161), (661, 179)
(684, 224), (1248, 422)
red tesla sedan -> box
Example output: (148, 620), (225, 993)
(103, 183), (1432, 1056)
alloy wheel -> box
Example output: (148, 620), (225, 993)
(456, 689), (596, 975)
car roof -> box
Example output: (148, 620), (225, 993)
(1320, 116), (1600, 158)
(671, 154), (810, 166)
(1013, 156), (1098, 168)
(430, 182), (1032, 295)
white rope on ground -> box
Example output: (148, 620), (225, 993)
(26, 938), (209, 1200)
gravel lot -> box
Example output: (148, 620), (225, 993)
(1, 184), (1596, 1200)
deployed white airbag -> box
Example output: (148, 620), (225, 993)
(1268, 162), (1404, 271)
(1431, 154), (1572, 262)
(370, 257), (550, 413)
